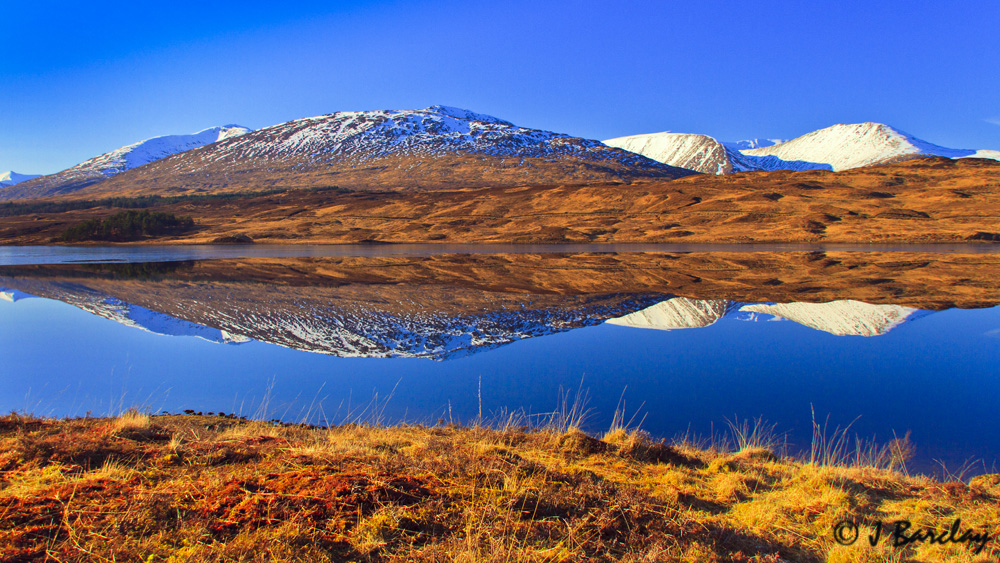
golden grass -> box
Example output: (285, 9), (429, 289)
(108, 408), (151, 435)
(0, 413), (997, 562)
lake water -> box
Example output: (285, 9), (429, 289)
(1, 245), (998, 476)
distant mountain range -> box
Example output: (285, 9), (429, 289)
(606, 122), (1000, 175)
(4, 109), (998, 201)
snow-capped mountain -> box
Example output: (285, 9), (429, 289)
(739, 300), (931, 336)
(607, 123), (999, 175)
(3, 125), (250, 199)
(0, 171), (41, 187)
(182, 105), (629, 164)
(606, 298), (737, 330)
(7, 106), (693, 200)
(742, 123), (999, 171)
(604, 132), (830, 175)
(602, 133), (734, 175)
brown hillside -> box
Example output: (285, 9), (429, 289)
(1, 157), (999, 245)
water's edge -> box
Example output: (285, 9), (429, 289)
(2, 242), (1000, 265)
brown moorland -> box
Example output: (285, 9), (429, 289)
(2, 158), (999, 245)
(1, 413), (998, 563)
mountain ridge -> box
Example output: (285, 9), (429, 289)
(1, 106), (692, 200)
(2, 125), (251, 200)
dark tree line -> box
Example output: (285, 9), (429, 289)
(1, 185), (348, 217)
(58, 210), (195, 242)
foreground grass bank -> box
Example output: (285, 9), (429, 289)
(0, 413), (997, 562)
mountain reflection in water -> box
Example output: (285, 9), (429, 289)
(3, 251), (999, 354)
(0, 286), (944, 356)
(611, 298), (931, 337)
(0, 277), (666, 359)
(1, 252), (999, 474)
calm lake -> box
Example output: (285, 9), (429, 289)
(2, 245), (998, 475)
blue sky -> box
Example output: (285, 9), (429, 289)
(3, 0), (998, 174)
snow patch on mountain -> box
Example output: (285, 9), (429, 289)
(739, 300), (930, 336)
(0, 171), (41, 186)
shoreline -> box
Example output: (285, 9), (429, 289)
(4, 240), (1000, 249)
